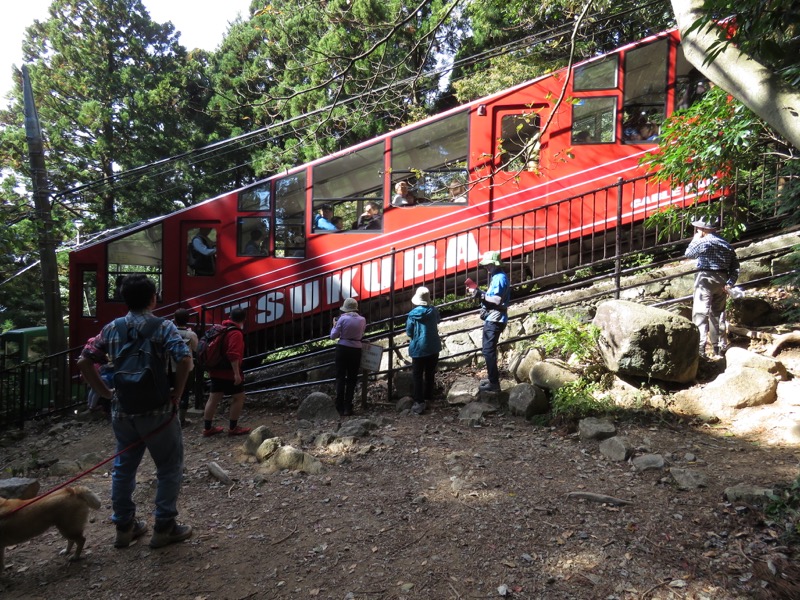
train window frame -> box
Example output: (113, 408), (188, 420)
(107, 224), (164, 298)
(572, 97), (617, 144)
(574, 55), (619, 91)
(391, 110), (469, 205)
(238, 182), (271, 211)
(313, 141), (384, 231)
(274, 172), (306, 258)
(622, 38), (668, 143)
(237, 218), (269, 257)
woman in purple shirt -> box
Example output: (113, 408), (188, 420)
(330, 298), (367, 416)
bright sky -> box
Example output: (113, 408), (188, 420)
(0, 0), (253, 105)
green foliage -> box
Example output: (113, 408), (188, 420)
(550, 378), (614, 421)
(531, 309), (600, 365)
(765, 474), (800, 538)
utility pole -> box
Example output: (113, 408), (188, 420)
(23, 65), (67, 355)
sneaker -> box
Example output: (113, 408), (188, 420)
(411, 402), (426, 415)
(227, 425), (252, 436)
(149, 522), (193, 549)
(479, 381), (501, 392)
(203, 426), (224, 437)
(114, 519), (148, 548)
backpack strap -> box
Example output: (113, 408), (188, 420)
(114, 316), (164, 346)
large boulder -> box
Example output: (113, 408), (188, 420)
(593, 300), (698, 383)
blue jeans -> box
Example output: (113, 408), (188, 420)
(482, 321), (506, 385)
(111, 411), (183, 527)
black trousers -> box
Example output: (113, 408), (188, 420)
(411, 354), (439, 404)
(335, 345), (362, 414)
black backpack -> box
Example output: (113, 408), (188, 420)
(112, 317), (171, 414)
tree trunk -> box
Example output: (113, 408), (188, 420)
(671, 0), (800, 149)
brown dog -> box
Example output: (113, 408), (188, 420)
(0, 485), (102, 571)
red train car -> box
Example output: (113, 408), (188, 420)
(69, 27), (709, 347)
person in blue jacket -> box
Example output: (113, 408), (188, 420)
(469, 251), (510, 392)
(405, 286), (441, 415)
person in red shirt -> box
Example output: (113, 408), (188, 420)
(202, 307), (251, 436)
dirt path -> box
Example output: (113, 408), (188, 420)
(2, 373), (800, 600)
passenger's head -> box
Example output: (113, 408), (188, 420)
(230, 307), (247, 324)
(331, 216), (344, 229)
(319, 203), (333, 218)
(449, 181), (466, 197)
(364, 202), (379, 214)
(121, 274), (157, 311)
(395, 181), (409, 195)
(250, 229), (263, 241)
(174, 308), (192, 326)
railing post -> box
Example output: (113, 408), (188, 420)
(387, 248), (397, 403)
(615, 177), (624, 299)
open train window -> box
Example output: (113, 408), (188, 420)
(572, 97), (617, 143)
(313, 142), (383, 231)
(674, 45), (710, 111)
(82, 270), (97, 317)
(107, 225), (163, 298)
(391, 111), (469, 204)
(623, 38), (667, 142)
(187, 226), (217, 276)
(574, 55), (618, 91)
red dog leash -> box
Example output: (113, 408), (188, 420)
(0, 410), (177, 518)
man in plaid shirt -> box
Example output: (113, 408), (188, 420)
(78, 274), (193, 550)
(684, 217), (740, 358)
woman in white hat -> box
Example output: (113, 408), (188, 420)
(330, 298), (367, 416)
(405, 287), (442, 415)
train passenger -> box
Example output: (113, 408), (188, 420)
(405, 286), (441, 415)
(331, 216), (344, 230)
(330, 298), (366, 416)
(190, 228), (216, 276)
(314, 204), (339, 231)
(468, 251), (510, 392)
(243, 229), (267, 255)
(449, 181), (467, 203)
(202, 307), (252, 436)
(392, 181), (427, 206)
(357, 202), (382, 229)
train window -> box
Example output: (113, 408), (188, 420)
(574, 55), (618, 91)
(674, 45), (710, 111)
(623, 39), (667, 142)
(107, 225), (163, 297)
(82, 270), (97, 317)
(572, 97), (617, 143)
(313, 142), (383, 231)
(238, 218), (269, 256)
(187, 227), (217, 276)
(391, 111), (469, 204)
(274, 173), (306, 258)
(499, 113), (541, 172)
(239, 182), (271, 211)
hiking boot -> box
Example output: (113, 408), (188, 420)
(114, 519), (148, 548)
(227, 425), (251, 436)
(479, 381), (501, 392)
(411, 402), (426, 415)
(149, 521), (193, 549)
(203, 426), (224, 437)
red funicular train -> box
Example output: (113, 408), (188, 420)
(69, 26), (709, 348)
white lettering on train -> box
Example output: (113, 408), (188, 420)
(632, 179), (714, 209)
(254, 231), (482, 323)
